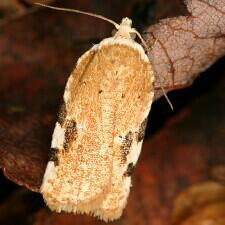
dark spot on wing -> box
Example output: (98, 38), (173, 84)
(98, 90), (103, 94)
(49, 147), (59, 166)
(121, 131), (133, 161)
(58, 101), (67, 126)
(124, 163), (135, 177)
(121, 93), (125, 98)
(63, 119), (77, 151)
(137, 118), (148, 142)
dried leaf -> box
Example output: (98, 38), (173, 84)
(144, 0), (225, 99)
(179, 202), (225, 225)
(0, 0), (26, 19)
(172, 181), (225, 224)
(173, 181), (225, 225)
(210, 165), (225, 184)
(0, 0), (56, 26)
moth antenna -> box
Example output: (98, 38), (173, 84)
(36, 3), (173, 110)
(133, 29), (174, 110)
(35, 3), (120, 29)
(157, 76), (174, 110)
(132, 29), (149, 52)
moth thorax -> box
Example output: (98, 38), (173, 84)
(114, 17), (136, 40)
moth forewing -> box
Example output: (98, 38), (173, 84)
(41, 17), (154, 222)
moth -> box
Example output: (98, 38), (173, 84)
(39, 4), (155, 222)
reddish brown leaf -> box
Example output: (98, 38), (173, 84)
(144, 0), (225, 99)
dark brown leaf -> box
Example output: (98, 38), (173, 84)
(0, 188), (42, 225)
(0, 0), (56, 25)
(0, 0), (26, 19)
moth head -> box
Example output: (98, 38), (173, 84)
(114, 17), (137, 39)
(120, 17), (132, 27)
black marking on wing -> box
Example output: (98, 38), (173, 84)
(121, 131), (133, 162)
(137, 118), (148, 142)
(63, 119), (77, 151)
(49, 147), (59, 166)
(124, 163), (135, 177)
(58, 101), (67, 126)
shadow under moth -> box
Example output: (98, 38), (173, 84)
(39, 4), (155, 222)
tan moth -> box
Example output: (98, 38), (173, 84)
(38, 3), (155, 222)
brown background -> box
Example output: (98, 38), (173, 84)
(0, 0), (224, 225)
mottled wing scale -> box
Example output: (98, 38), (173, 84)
(92, 38), (154, 220)
(41, 36), (154, 221)
(42, 45), (115, 212)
